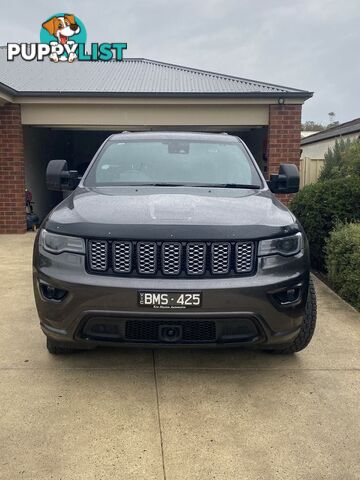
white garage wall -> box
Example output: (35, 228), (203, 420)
(21, 103), (269, 128)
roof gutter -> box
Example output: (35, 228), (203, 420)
(0, 86), (313, 101)
(0, 81), (16, 103)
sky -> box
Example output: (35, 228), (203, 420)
(0, 0), (359, 125)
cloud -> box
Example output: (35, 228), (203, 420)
(0, 0), (359, 123)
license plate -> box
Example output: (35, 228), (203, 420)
(138, 291), (202, 309)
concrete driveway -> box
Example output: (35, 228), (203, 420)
(1, 233), (359, 480)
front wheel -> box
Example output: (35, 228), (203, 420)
(267, 277), (317, 354)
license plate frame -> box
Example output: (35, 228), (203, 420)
(138, 291), (202, 309)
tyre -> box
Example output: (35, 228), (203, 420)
(268, 278), (317, 354)
(46, 337), (91, 355)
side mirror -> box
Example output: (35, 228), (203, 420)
(267, 163), (299, 194)
(46, 160), (80, 191)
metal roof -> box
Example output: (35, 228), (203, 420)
(0, 47), (312, 98)
(301, 118), (360, 145)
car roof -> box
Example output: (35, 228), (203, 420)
(109, 131), (239, 142)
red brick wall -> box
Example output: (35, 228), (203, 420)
(267, 104), (302, 204)
(0, 101), (302, 232)
(0, 104), (26, 233)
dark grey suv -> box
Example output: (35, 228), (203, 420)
(33, 131), (316, 354)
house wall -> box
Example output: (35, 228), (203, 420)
(267, 104), (302, 204)
(0, 101), (303, 233)
(301, 132), (360, 161)
(0, 104), (26, 233)
(21, 103), (270, 127)
(300, 131), (360, 186)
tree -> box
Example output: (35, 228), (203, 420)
(328, 112), (336, 124)
(302, 121), (325, 131)
(318, 138), (359, 181)
(342, 140), (360, 177)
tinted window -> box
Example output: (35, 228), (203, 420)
(84, 139), (262, 187)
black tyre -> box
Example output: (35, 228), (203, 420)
(268, 278), (317, 354)
(46, 337), (88, 355)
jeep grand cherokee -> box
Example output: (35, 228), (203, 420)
(33, 131), (316, 354)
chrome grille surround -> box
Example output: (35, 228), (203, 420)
(137, 241), (157, 274)
(89, 240), (108, 271)
(211, 242), (231, 274)
(87, 240), (256, 276)
(112, 241), (132, 273)
(186, 242), (207, 276)
(162, 242), (182, 275)
(235, 241), (255, 273)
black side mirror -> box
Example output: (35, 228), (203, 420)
(267, 163), (299, 194)
(46, 160), (80, 191)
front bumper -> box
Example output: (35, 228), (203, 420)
(33, 245), (309, 349)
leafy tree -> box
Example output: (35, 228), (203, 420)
(302, 121), (325, 131)
(318, 138), (352, 181)
(341, 140), (360, 177)
(328, 112), (336, 124)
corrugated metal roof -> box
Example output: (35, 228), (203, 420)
(0, 47), (312, 98)
(301, 118), (360, 145)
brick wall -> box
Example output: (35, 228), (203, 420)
(0, 104), (26, 233)
(0, 101), (302, 232)
(267, 104), (302, 204)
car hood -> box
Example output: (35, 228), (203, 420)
(45, 186), (299, 240)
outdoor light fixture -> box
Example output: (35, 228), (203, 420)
(278, 97), (285, 105)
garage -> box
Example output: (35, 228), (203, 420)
(0, 54), (312, 232)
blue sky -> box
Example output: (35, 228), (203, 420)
(1, 0), (359, 124)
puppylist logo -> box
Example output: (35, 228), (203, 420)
(7, 13), (127, 63)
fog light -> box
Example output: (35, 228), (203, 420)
(274, 287), (301, 305)
(40, 282), (67, 301)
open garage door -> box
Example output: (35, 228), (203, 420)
(24, 125), (268, 223)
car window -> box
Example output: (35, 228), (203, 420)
(84, 139), (262, 187)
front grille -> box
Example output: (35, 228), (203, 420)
(162, 242), (182, 275)
(211, 242), (231, 274)
(113, 241), (132, 273)
(125, 320), (216, 343)
(137, 242), (157, 274)
(87, 240), (255, 277)
(186, 242), (206, 275)
(235, 242), (255, 273)
(89, 240), (108, 271)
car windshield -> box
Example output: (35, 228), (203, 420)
(84, 138), (263, 188)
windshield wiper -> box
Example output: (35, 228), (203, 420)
(114, 182), (261, 189)
(127, 182), (188, 187)
(203, 183), (261, 189)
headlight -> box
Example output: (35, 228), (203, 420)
(258, 232), (303, 257)
(39, 230), (85, 255)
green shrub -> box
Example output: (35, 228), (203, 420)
(342, 140), (360, 177)
(325, 223), (360, 310)
(318, 138), (360, 181)
(318, 138), (352, 181)
(289, 177), (360, 270)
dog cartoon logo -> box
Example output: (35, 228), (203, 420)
(41, 13), (86, 62)
(7, 13), (126, 62)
